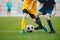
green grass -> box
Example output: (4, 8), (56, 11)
(0, 16), (60, 40)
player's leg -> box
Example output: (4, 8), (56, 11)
(29, 13), (48, 32)
(36, 17), (48, 32)
(35, 12), (48, 32)
(35, 17), (44, 29)
(45, 10), (55, 33)
(29, 13), (43, 29)
(20, 9), (28, 34)
(7, 8), (11, 16)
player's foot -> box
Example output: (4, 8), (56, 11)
(49, 30), (56, 34)
(43, 26), (48, 32)
(34, 26), (43, 30)
(20, 30), (25, 34)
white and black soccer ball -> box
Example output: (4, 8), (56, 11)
(26, 24), (34, 32)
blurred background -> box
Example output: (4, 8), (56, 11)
(0, 0), (60, 16)
(0, 0), (60, 40)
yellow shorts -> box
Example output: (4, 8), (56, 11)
(22, 0), (37, 15)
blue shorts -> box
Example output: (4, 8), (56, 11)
(8, 9), (11, 12)
(39, 8), (53, 15)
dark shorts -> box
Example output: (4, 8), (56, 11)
(23, 9), (35, 19)
(39, 7), (53, 15)
(8, 9), (11, 12)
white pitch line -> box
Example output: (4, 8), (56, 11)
(0, 30), (19, 32)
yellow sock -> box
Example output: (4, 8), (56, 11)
(21, 19), (26, 30)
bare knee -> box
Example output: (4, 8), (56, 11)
(35, 12), (42, 18)
(45, 14), (51, 21)
(33, 19), (36, 23)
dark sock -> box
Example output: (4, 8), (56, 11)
(47, 20), (54, 31)
(36, 17), (43, 28)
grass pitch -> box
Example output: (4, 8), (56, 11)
(0, 16), (60, 40)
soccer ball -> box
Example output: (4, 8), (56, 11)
(26, 24), (34, 32)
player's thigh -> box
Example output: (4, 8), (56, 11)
(29, 13), (35, 19)
(29, 13), (36, 23)
(35, 11), (42, 18)
(35, 7), (45, 18)
(45, 10), (52, 20)
(22, 9), (29, 20)
(22, 13), (28, 20)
